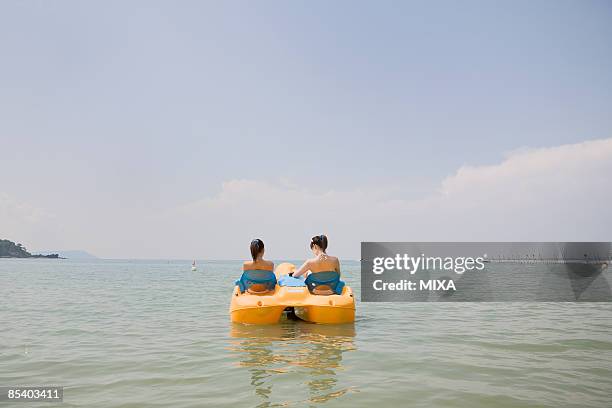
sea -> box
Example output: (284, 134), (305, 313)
(1, 259), (611, 407)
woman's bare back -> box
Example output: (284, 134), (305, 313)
(243, 259), (274, 271)
(307, 254), (340, 274)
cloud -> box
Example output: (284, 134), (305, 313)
(167, 138), (612, 258)
(426, 138), (612, 240)
(440, 138), (612, 197)
(166, 180), (378, 258)
(3, 138), (610, 259)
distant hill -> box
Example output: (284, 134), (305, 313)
(0, 239), (60, 258)
(36, 250), (99, 259)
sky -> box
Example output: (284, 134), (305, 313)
(1, 0), (611, 259)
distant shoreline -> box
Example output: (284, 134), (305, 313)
(1, 239), (64, 259)
(0, 254), (66, 259)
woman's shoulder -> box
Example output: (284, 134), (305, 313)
(243, 259), (274, 270)
(261, 259), (274, 268)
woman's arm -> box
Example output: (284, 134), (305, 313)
(292, 260), (311, 278)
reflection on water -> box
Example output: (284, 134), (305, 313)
(229, 321), (356, 407)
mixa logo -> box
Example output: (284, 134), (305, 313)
(420, 279), (455, 291)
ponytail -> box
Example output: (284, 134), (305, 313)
(250, 239), (265, 260)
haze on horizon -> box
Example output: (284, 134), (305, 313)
(1, 1), (611, 260)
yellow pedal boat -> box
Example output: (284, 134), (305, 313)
(230, 263), (355, 324)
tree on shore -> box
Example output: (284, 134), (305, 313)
(0, 239), (60, 258)
(0, 239), (32, 257)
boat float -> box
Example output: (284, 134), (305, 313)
(230, 263), (355, 324)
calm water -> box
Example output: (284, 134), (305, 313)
(1, 259), (611, 407)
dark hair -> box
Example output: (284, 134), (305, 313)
(250, 239), (265, 260)
(310, 234), (328, 252)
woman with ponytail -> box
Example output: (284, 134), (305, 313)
(237, 239), (276, 295)
(243, 239), (274, 272)
(292, 234), (340, 279)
